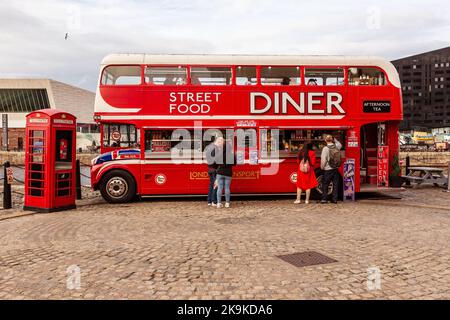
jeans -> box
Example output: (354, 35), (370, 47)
(216, 174), (232, 204)
(321, 169), (339, 202)
(207, 171), (217, 204)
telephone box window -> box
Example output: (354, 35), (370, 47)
(27, 130), (45, 197)
(55, 130), (73, 170)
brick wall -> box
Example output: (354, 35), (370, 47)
(0, 128), (25, 151)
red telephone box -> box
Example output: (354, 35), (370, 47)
(24, 109), (77, 212)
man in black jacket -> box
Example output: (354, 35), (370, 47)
(205, 136), (223, 206)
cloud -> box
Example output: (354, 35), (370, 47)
(0, 0), (449, 91)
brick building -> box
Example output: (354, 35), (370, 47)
(391, 46), (450, 130)
(0, 79), (96, 150)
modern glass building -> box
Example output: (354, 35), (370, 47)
(0, 79), (97, 150)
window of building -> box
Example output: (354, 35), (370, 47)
(236, 66), (257, 85)
(78, 124), (100, 134)
(190, 67), (232, 85)
(144, 66), (187, 85)
(304, 68), (344, 86)
(0, 89), (51, 113)
(260, 67), (300, 86)
(348, 67), (386, 86)
(101, 65), (142, 85)
(102, 124), (139, 148)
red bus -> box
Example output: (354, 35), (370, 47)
(91, 54), (402, 203)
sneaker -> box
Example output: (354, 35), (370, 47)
(294, 199), (301, 204)
(320, 200), (327, 204)
(225, 202), (230, 208)
(207, 203), (212, 206)
(331, 200), (338, 204)
(217, 203), (223, 208)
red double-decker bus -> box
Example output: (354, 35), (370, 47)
(90, 54), (402, 203)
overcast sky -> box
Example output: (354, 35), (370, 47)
(0, 0), (449, 91)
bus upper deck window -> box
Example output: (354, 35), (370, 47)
(190, 67), (232, 85)
(145, 66), (187, 85)
(348, 67), (386, 86)
(101, 66), (142, 85)
(236, 67), (257, 85)
(261, 67), (300, 86)
(304, 68), (344, 86)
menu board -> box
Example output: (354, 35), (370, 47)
(343, 158), (356, 202)
(347, 129), (359, 148)
(151, 141), (171, 152)
(377, 146), (389, 187)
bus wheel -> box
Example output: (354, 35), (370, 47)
(100, 170), (136, 203)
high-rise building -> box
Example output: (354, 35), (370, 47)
(391, 46), (450, 130)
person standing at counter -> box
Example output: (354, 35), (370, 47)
(215, 141), (235, 208)
(294, 143), (318, 204)
(320, 135), (342, 204)
(205, 136), (222, 206)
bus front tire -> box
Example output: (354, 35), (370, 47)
(99, 170), (136, 203)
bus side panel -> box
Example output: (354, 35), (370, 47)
(140, 163), (202, 195)
(191, 161), (299, 194)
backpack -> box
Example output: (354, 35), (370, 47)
(327, 145), (341, 169)
(299, 159), (310, 173)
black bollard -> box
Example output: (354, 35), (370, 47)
(76, 159), (82, 200)
(3, 161), (12, 209)
(405, 155), (411, 186)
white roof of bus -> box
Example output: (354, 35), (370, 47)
(101, 54), (400, 87)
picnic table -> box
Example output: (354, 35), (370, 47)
(402, 166), (448, 188)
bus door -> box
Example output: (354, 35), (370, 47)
(360, 122), (385, 185)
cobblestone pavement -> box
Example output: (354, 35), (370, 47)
(0, 188), (449, 300)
